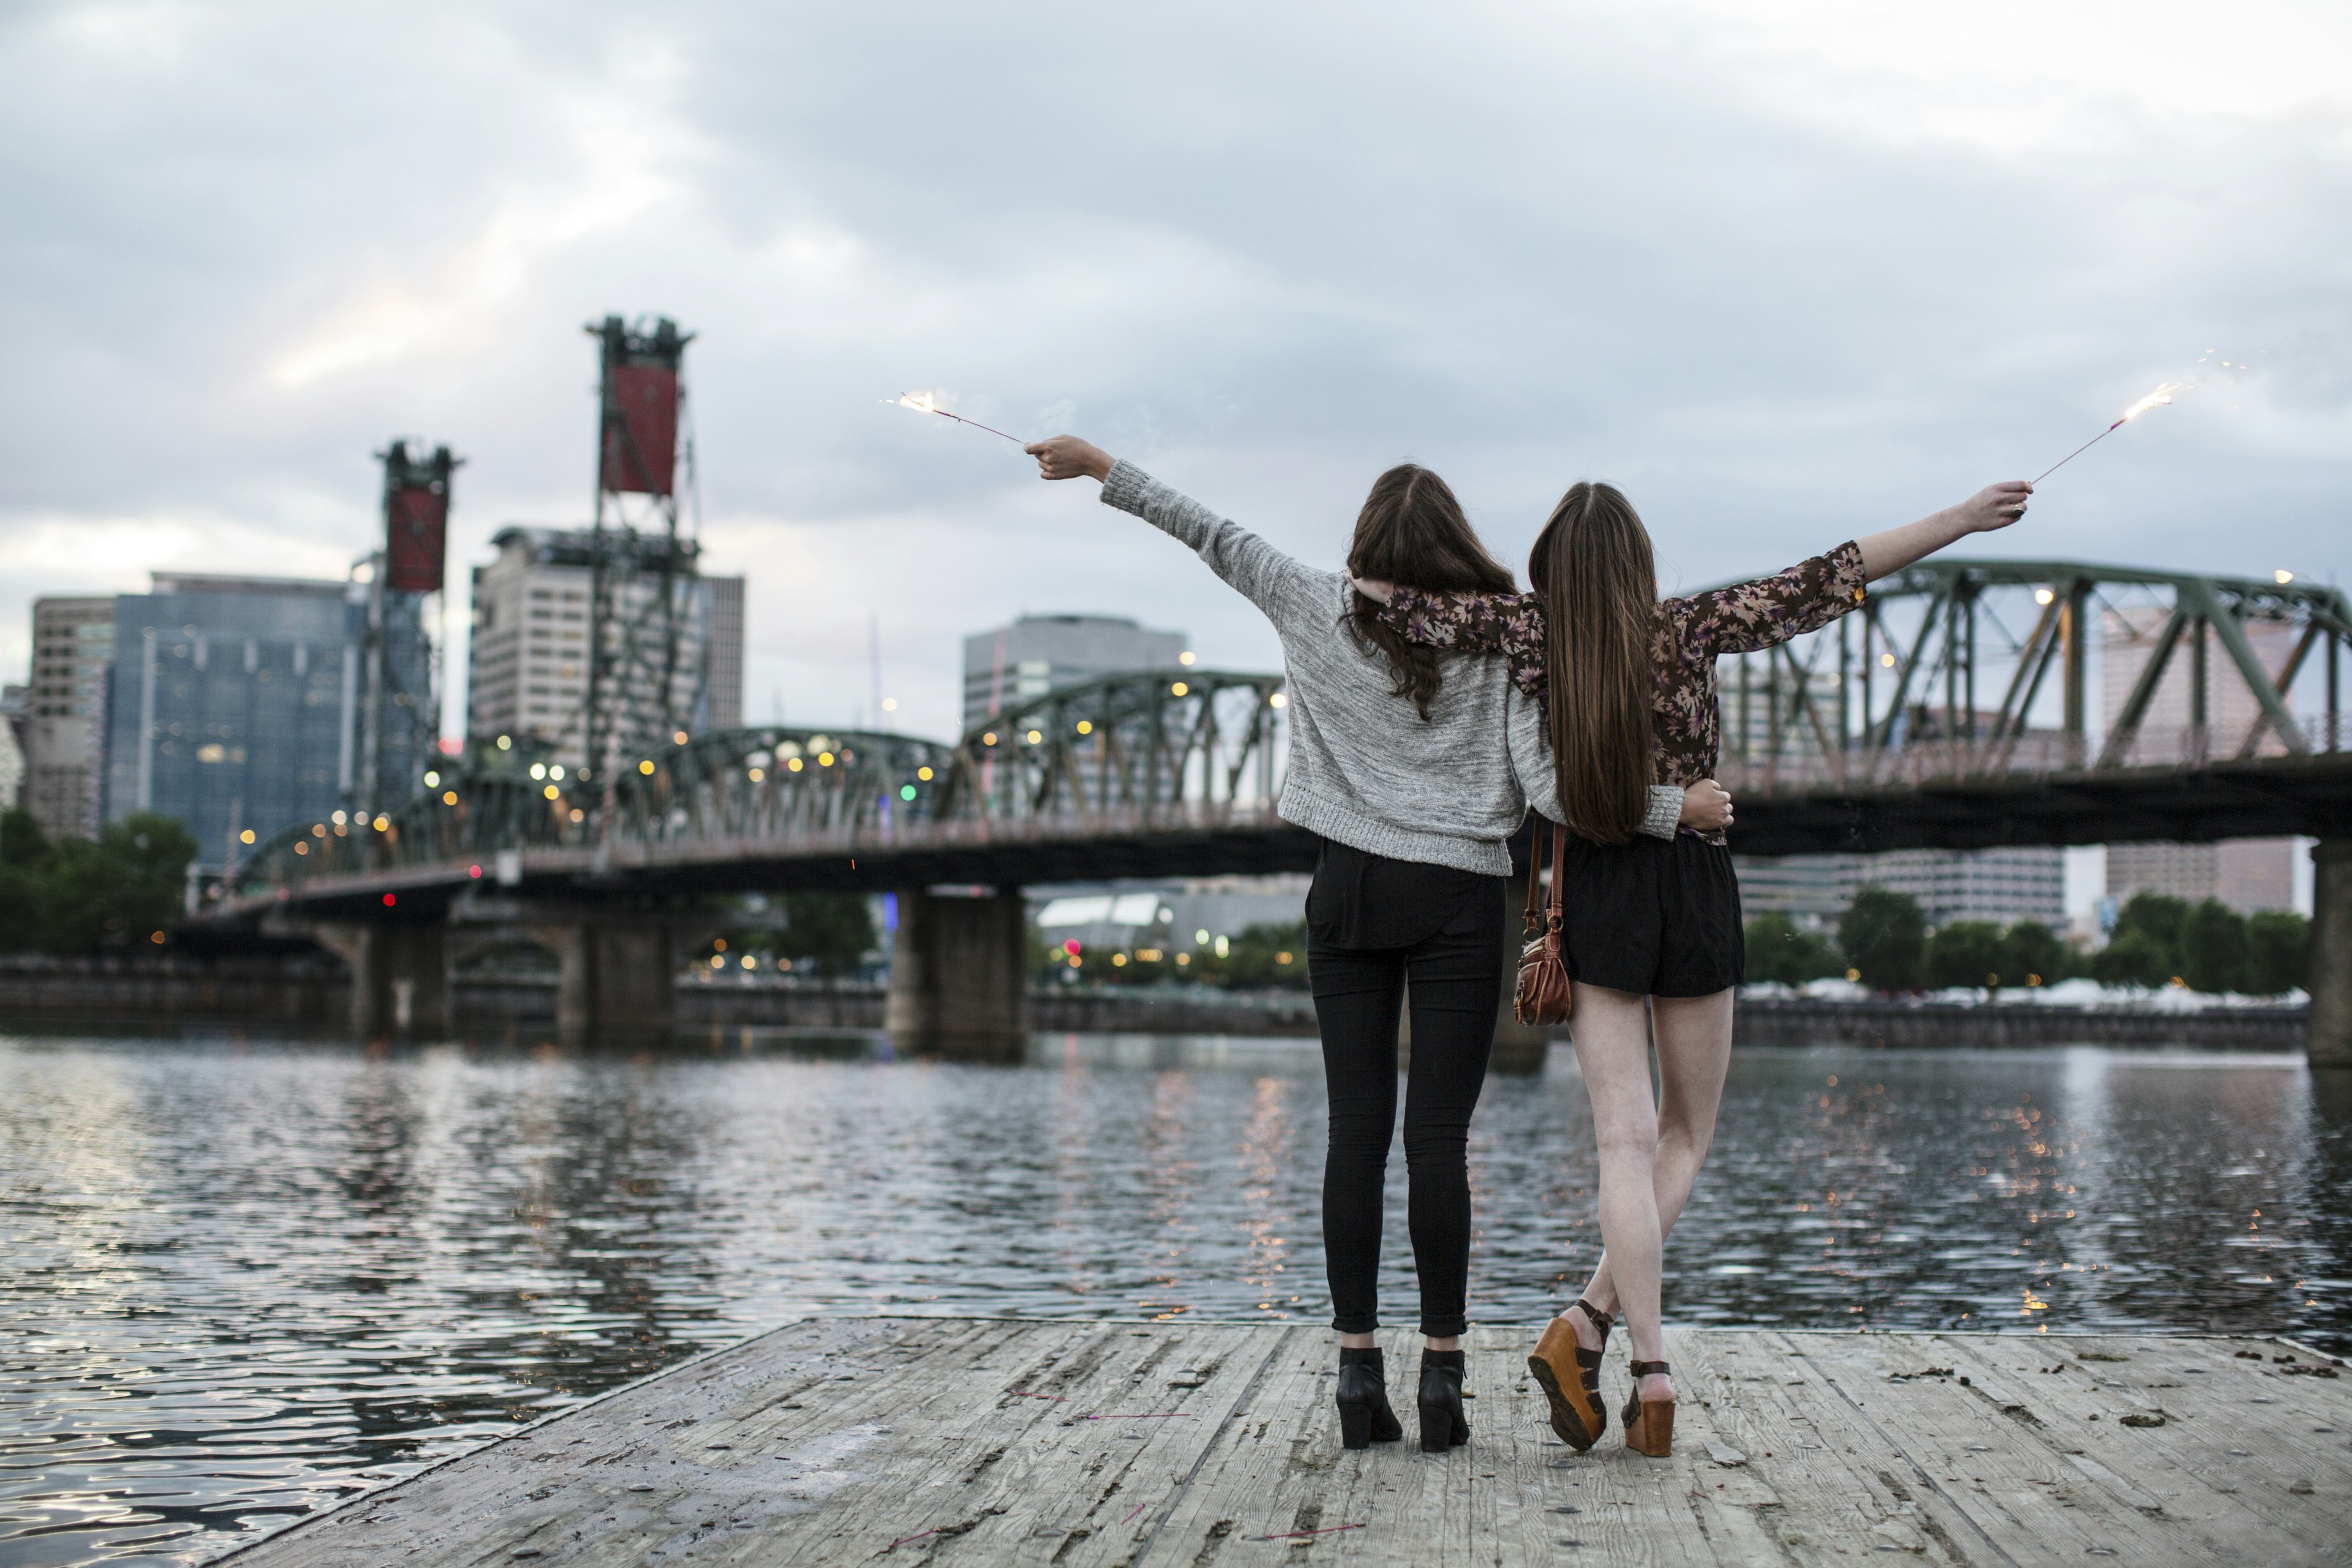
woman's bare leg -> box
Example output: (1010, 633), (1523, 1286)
(1558, 982), (1667, 1391)
(1569, 987), (1735, 1401)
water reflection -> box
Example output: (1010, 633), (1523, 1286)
(2, 1028), (2346, 1566)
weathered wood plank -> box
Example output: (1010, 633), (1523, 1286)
(210, 1321), (2352, 1568)
(1929, 1332), (2351, 1561)
(1776, 1330), (2225, 1564)
(1475, 1324), (1719, 1568)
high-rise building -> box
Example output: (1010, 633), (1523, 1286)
(25, 597), (116, 840)
(1733, 853), (1854, 924)
(962, 614), (1189, 731)
(2106, 840), (2296, 913)
(102, 575), (359, 873)
(1735, 845), (2067, 932)
(706, 576), (744, 730)
(1849, 847), (2066, 931)
(465, 527), (744, 767)
(0, 684), (25, 810)
(2101, 605), (2298, 911)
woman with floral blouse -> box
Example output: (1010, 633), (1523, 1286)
(1357, 474), (2034, 1457)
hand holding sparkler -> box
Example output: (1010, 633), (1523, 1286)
(1025, 434), (1115, 483)
(1856, 480), (2033, 581)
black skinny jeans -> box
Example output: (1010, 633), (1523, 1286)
(1306, 837), (1506, 1338)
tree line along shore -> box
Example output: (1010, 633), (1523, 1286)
(0, 805), (2309, 1003)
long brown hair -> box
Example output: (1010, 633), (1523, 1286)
(1345, 464), (1517, 718)
(1528, 481), (1657, 843)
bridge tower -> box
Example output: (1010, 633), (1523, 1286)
(357, 439), (461, 815)
(582, 315), (706, 818)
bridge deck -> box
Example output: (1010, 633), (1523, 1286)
(216, 1316), (2351, 1567)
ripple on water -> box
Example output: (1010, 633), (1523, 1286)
(2, 1030), (2346, 1565)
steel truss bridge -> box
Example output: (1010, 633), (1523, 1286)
(197, 559), (2352, 927)
(1713, 559), (2352, 855)
(215, 668), (1307, 921)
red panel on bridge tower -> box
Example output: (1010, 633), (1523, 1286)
(383, 484), (447, 594)
(601, 364), (680, 496)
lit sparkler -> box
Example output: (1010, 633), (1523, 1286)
(2034, 382), (2187, 483)
(885, 391), (1025, 445)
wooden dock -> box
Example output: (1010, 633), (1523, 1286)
(216, 1317), (2351, 1566)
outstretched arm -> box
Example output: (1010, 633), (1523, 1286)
(1856, 481), (2034, 581)
(1028, 434), (1319, 620)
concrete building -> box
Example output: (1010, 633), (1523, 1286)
(1732, 853), (1853, 924)
(102, 574), (358, 874)
(0, 684), (24, 810)
(24, 596), (116, 840)
(2101, 605), (2299, 911)
(706, 576), (744, 730)
(1850, 847), (2067, 931)
(962, 614), (1189, 731)
(1735, 845), (2067, 933)
(466, 527), (744, 766)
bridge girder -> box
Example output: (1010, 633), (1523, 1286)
(1717, 554), (2351, 829)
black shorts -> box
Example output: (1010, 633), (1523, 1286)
(1558, 830), (1743, 998)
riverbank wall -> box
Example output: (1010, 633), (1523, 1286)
(0, 956), (2306, 1047)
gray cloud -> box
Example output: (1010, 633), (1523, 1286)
(2, 0), (2346, 744)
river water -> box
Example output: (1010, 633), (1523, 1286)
(3, 1027), (2346, 1565)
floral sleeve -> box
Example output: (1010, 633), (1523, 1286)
(1670, 540), (1866, 657)
(1379, 586), (1549, 699)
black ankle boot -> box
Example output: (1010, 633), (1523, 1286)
(1335, 1347), (1403, 1449)
(1418, 1349), (1469, 1452)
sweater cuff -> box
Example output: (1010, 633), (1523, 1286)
(1642, 785), (1683, 840)
(1100, 458), (1150, 515)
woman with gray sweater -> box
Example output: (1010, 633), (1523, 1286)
(1026, 435), (1727, 1453)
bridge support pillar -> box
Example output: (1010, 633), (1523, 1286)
(540, 924), (677, 1037)
(886, 887), (1027, 1061)
(319, 923), (451, 1036)
(2310, 840), (2352, 1069)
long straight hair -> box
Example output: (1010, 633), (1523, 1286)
(1528, 481), (1657, 843)
(1345, 465), (1517, 718)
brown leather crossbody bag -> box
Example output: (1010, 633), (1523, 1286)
(1513, 818), (1573, 1027)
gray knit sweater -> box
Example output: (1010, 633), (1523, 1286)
(1100, 461), (1679, 876)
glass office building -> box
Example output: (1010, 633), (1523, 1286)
(103, 574), (361, 875)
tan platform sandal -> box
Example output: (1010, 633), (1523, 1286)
(1526, 1298), (1611, 1450)
(1622, 1359), (1675, 1457)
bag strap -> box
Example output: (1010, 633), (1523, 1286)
(1546, 816), (1567, 925)
(1525, 817), (1569, 933)
(1523, 818), (1551, 932)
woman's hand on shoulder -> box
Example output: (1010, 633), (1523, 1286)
(1679, 779), (1732, 832)
(1025, 435), (1115, 483)
(1351, 577), (1396, 605)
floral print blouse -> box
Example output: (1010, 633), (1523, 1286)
(1379, 541), (1868, 835)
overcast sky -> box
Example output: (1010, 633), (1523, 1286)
(3, 0), (2346, 744)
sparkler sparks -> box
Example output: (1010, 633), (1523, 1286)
(2033, 381), (2187, 483)
(885, 391), (1026, 445)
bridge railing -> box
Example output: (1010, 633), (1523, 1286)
(1720, 717), (2346, 797)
